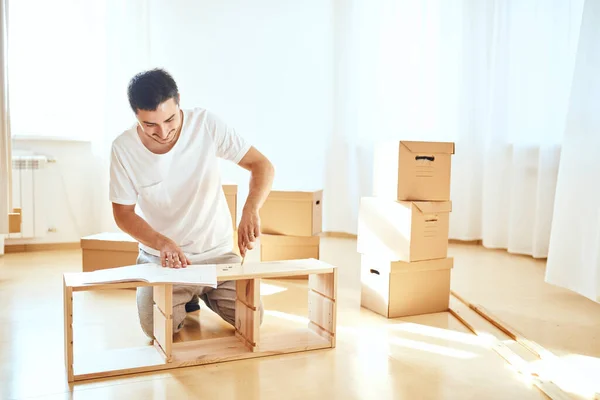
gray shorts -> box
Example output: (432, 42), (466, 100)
(135, 248), (263, 338)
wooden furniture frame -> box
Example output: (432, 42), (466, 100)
(63, 259), (337, 382)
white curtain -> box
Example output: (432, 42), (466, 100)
(545, 0), (600, 302)
(0, 0), (10, 236)
(328, 0), (585, 259)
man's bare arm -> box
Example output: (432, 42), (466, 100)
(238, 146), (275, 213)
(236, 146), (275, 256)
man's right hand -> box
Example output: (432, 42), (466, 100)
(112, 203), (191, 268)
(158, 237), (191, 268)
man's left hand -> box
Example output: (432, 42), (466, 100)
(238, 206), (260, 258)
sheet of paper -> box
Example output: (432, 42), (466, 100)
(79, 263), (218, 287)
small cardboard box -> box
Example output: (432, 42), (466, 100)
(80, 232), (139, 272)
(260, 234), (320, 279)
(357, 197), (451, 262)
(373, 140), (455, 201)
(8, 208), (21, 233)
(360, 254), (453, 318)
(222, 184), (237, 229)
(259, 190), (323, 237)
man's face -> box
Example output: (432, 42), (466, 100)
(136, 97), (181, 144)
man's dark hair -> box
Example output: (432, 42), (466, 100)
(127, 68), (179, 113)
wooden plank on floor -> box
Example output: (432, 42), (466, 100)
(449, 295), (574, 400)
(451, 290), (559, 362)
(73, 328), (331, 382)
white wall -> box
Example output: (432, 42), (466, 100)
(148, 0), (334, 218)
(7, 0), (335, 244)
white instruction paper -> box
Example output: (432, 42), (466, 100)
(79, 263), (218, 287)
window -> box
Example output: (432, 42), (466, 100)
(8, 0), (105, 141)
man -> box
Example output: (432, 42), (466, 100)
(109, 68), (274, 338)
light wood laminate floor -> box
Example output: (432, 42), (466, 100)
(1, 237), (599, 399)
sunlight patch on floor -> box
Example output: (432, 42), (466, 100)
(259, 282), (288, 296)
(529, 354), (600, 399)
(388, 336), (479, 359)
(264, 310), (309, 324)
(388, 322), (492, 347)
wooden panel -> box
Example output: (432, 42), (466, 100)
(235, 279), (260, 351)
(72, 329), (331, 382)
(308, 290), (336, 342)
(153, 284), (173, 361)
(216, 260), (333, 281)
(153, 305), (172, 361)
(65, 259), (336, 291)
(63, 277), (74, 382)
(309, 271), (336, 301)
(235, 300), (259, 349)
(236, 279), (259, 310)
(153, 284), (173, 316)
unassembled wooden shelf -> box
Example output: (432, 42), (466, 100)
(63, 258), (338, 382)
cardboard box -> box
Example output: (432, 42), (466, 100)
(81, 232), (139, 272)
(259, 190), (323, 236)
(356, 196), (451, 262)
(8, 208), (21, 233)
(373, 140), (455, 201)
(260, 234), (320, 262)
(260, 234), (320, 279)
(222, 184), (237, 229)
(360, 254), (453, 318)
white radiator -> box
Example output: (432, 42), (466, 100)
(9, 154), (50, 239)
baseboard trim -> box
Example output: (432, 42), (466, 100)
(322, 232), (482, 245)
(4, 242), (80, 253)
(321, 231), (357, 239)
(449, 239), (483, 245)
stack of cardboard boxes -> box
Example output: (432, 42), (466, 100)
(357, 141), (455, 318)
(258, 190), (323, 277)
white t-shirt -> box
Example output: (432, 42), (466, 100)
(109, 107), (251, 259)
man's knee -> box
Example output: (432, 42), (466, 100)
(136, 286), (154, 338)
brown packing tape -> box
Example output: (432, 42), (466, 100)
(409, 201), (453, 214)
(400, 140), (455, 155)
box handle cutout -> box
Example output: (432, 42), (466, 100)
(369, 269), (380, 275)
(425, 218), (438, 222)
(415, 155), (435, 162)
(315, 200), (320, 205)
